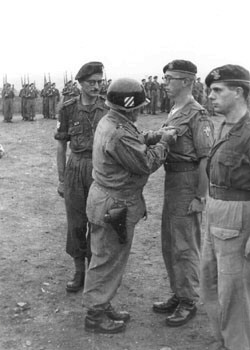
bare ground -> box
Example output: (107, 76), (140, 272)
(0, 112), (218, 350)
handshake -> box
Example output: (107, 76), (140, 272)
(158, 126), (178, 145)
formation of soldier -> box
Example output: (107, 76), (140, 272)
(40, 82), (60, 119)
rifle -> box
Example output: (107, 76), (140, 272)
(104, 207), (128, 244)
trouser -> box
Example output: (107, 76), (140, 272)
(3, 99), (13, 121)
(83, 182), (145, 310)
(48, 97), (56, 119)
(26, 99), (36, 120)
(161, 170), (201, 302)
(200, 197), (250, 350)
(64, 153), (93, 261)
(21, 98), (25, 117)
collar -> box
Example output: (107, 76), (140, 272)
(77, 95), (106, 112)
(108, 109), (139, 132)
(227, 111), (250, 137)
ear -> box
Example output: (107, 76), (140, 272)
(235, 86), (244, 98)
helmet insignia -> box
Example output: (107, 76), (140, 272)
(124, 96), (135, 107)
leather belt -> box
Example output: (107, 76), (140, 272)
(210, 185), (250, 201)
(164, 162), (198, 172)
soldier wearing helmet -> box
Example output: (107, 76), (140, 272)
(82, 77), (177, 334)
(54, 62), (108, 294)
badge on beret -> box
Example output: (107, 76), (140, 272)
(203, 126), (211, 137)
(211, 69), (220, 80)
(168, 63), (174, 70)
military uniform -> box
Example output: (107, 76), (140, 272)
(82, 78), (177, 333)
(55, 95), (108, 262)
(41, 84), (49, 118)
(19, 85), (26, 119)
(161, 99), (214, 302)
(2, 84), (15, 122)
(150, 77), (160, 114)
(200, 64), (250, 350)
(26, 85), (38, 121)
(47, 84), (60, 119)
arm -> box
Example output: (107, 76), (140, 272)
(56, 140), (67, 197)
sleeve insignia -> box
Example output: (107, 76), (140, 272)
(203, 126), (211, 137)
(56, 121), (61, 130)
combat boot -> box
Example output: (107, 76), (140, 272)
(153, 294), (180, 314)
(105, 304), (130, 322)
(85, 309), (126, 334)
(165, 299), (197, 327)
(66, 257), (85, 293)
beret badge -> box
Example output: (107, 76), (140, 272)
(210, 69), (220, 80)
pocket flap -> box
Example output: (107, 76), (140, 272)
(68, 124), (83, 136)
(210, 225), (240, 240)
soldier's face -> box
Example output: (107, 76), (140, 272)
(80, 73), (103, 97)
(209, 83), (237, 115)
(164, 72), (185, 98)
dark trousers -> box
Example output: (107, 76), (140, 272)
(64, 153), (93, 261)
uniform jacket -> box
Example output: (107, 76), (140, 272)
(163, 99), (214, 163)
(54, 96), (108, 153)
(208, 111), (250, 191)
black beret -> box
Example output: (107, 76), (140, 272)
(75, 61), (104, 81)
(205, 64), (250, 87)
(163, 60), (197, 75)
(153, 75), (158, 79)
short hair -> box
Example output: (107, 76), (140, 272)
(225, 81), (250, 100)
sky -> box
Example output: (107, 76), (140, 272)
(1, 0), (250, 90)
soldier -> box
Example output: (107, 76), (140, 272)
(145, 76), (152, 113)
(201, 64), (250, 350)
(26, 83), (38, 121)
(47, 83), (60, 119)
(150, 75), (160, 115)
(41, 82), (49, 118)
(152, 60), (214, 327)
(55, 62), (108, 293)
(2, 83), (15, 122)
(82, 78), (177, 334)
(62, 80), (73, 102)
(19, 84), (26, 119)
(69, 82), (81, 97)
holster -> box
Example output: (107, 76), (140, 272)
(104, 207), (128, 244)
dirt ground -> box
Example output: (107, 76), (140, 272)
(0, 112), (219, 350)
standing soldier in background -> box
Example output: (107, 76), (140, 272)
(153, 60), (214, 327)
(62, 80), (73, 102)
(69, 82), (81, 98)
(145, 76), (152, 114)
(196, 77), (204, 105)
(2, 83), (15, 123)
(19, 84), (26, 119)
(26, 83), (38, 121)
(47, 83), (60, 119)
(55, 62), (108, 293)
(150, 76), (160, 115)
(41, 82), (49, 118)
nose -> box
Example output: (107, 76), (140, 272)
(208, 90), (215, 99)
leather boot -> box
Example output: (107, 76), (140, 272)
(85, 309), (126, 334)
(153, 294), (180, 314)
(66, 257), (85, 293)
(105, 304), (130, 322)
(165, 299), (197, 327)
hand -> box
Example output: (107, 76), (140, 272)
(187, 198), (205, 215)
(244, 237), (250, 260)
(160, 128), (177, 145)
(57, 181), (64, 198)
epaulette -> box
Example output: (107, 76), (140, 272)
(63, 97), (78, 107)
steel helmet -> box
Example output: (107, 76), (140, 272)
(106, 78), (150, 111)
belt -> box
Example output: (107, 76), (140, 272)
(94, 182), (143, 200)
(164, 162), (198, 172)
(209, 185), (250, 201)
(71, 151), (92, 159)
